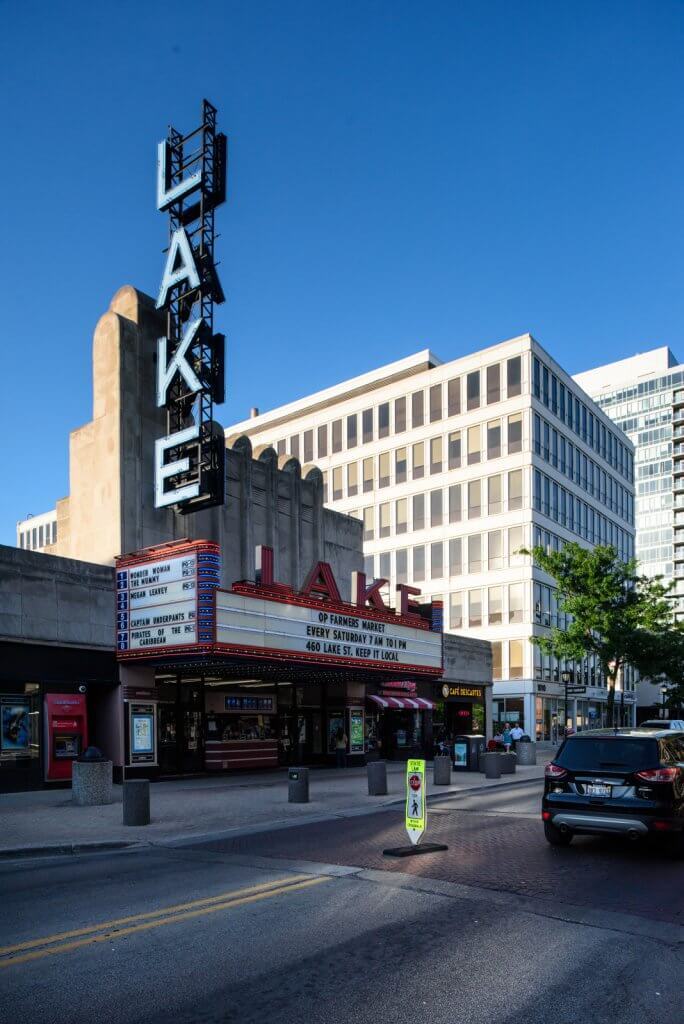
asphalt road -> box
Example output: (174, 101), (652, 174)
(0, 780), (682, 1024)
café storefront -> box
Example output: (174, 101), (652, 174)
(116, 539), (445, 777)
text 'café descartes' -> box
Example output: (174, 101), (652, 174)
(116, 540), (444, 775)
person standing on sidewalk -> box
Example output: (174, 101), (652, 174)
(502, 725), (512, 752)
(335, 727), (348, 768)
(510, 722), (524, 749)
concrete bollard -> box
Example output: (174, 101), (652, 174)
(123, 779), (150, 826)
(72, 760), (113, 806)
(516, 741), (536, 766)
(288, 767), (310, 803)
(367, 760), (388, 796)
(433, 757), (451, 786)
(499, 752), (517, 775)
(482, 752), (501, 780)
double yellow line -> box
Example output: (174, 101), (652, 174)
(0, 873), (328, 968)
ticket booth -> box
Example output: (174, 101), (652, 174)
(44, 693), (88, 781)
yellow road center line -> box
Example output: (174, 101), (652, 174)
(1, 877), (329, 968)
(0, 874), (314, 957)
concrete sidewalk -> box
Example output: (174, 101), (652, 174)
(0, 761), (546, 857)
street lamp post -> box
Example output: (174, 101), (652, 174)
(660, 684), (669, 720)
(561, 670), (572, 735)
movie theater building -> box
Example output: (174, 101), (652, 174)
(3, 284), (491, 789)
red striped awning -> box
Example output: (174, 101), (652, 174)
(368, 695), (435, 710)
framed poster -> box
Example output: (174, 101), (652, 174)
(129, 703), (157, 765)
(349, 709), (365, 753)
(1, 700), (30, 753)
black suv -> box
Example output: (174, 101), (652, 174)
(542, 728), (684, 856)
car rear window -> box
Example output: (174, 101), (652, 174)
(556, 737), (659, 772)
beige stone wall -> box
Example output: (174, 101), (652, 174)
(49, 286), (363, 596)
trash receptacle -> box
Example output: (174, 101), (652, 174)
(452, 734), (486, 771)
(288, 767), (309, 803)
(481, 752), (501, 779)
(367, 760), (387, 795)
(72, 746), (113, 807)
(516, 738), (536, 766)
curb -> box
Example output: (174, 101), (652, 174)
(0, 840), (139, 861)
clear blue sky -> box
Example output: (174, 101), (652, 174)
(2, 0), (683, 545)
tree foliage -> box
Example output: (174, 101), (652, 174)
(524, 542), (683, 723)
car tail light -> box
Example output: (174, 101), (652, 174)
(541, 811), (552, 821)
(545, 763), (568, 780)
(652, 820), (673, 831)
(634, 767), (680, 783)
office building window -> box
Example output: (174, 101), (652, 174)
(362, 408), (373, 444)
(468, 479), (481, 519)
(468, 534), (482, 573)
(412, 442), (425, 479)
(488, 474), (502, 515)
(332, 467), (343, 500)
(430, 436), (443, 474)
(449, 538), (462, 576)
(508, 469), (523, 511)
(413, 493), (425, 531)
(395, 396), (406, 432)
(332, 419), (342, 453)
(396, 498), (408, 534)
(379, 452), (390, 488)
(507, 356), (521, 398)
(364, 554), (374, 578)
(321, 471), (328, 501)
(379, 552), (391, 582)
(412, 391), (424, 428)
(396, 446), (407, 483)
(449, 592), (463, 629)
(430, 489), (443, 526)
(468, 589), (482, 627)
(488, 586), (503, 625)
(449, 484), (462, 523)
(317, 425), (327, 458)
(466, 371), (480, 410)
(467, 424), (480, 465)
(379, 503), (390, 538)
(486, 363), (500, 404)
(431, 542), (443, 579)
(429, 384), (442, 422)
(507, 413), (522, 454)
(448, 430), (461, 469)
(509, 583), (524, 623)
(488, 529), (502, 569)
(447, 378), (461, 416)
(413, 545), (426, 582)
(363, 507), (374, 541)
(363, 457), (374, 492)
(289, 435), (300, 458)
(378, 403), (390, 438)
(396, 548), (408, 584)
(347, 414), (357, 449)
(303, 430), (313, 462)
(491, 641), (502, 680)
(509, 639), (524, 679)
(487, 420), (501, 460)
(347, 462), (358, 496)
(508, 526), (524, 565)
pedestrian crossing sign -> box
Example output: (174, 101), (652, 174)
(405, 758), (427, 845)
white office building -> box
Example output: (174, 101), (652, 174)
(16, 509), (58, 553)
(228, 334), (637, 738)
(575, 347), (684, 715)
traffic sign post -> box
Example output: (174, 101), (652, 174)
(383, 758), (448, 858)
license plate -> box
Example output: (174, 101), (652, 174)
(586, 783), (611, 797)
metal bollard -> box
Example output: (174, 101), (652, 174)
(433, 757), (451, 786)
(482, 752), (501, 780)
(367, 760), (388, 796)
(288, 767), (309, 803)
(123, 779), (150, 826)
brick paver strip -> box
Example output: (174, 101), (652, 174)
(200, 808), (683, 925)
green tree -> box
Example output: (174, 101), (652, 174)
(524, 542), (682, 726)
